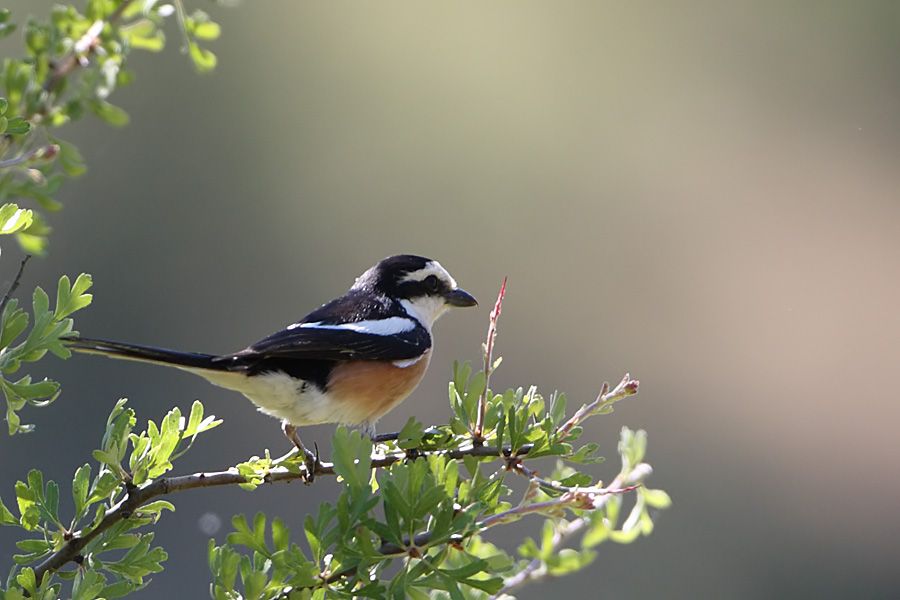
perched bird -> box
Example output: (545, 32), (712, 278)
(66, 255), (477, 478)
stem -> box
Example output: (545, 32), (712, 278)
(556, 373), (639, 441)
(492, 463), (651, 597)
(375, 479), (637, 557)
(474, 277), (506, 444)
(0, 144), (59, 170)
(510, 459), (638, 498)
(0, 255), (30, 318)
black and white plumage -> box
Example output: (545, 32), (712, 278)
(66, 255), (477, 457)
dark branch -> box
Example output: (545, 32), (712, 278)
(32, 442), (532, 582)
(0, 254), (30, 318)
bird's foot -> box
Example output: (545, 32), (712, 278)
(282, 421), (318, 484)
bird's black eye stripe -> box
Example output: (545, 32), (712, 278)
(424, 275), (440, 292)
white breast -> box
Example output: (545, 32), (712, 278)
(181, 368), (371, 426)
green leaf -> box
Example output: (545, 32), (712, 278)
(72, 464), (91, 518)
(226, 513), (269, 557)
(642, 488), (672, 510)
(271, 516), (290, 552)
(582, 517), (609, 548)
(193, 21), (220, 41)
(16, 213), (51, 255)
(88, 100), (130, 127)
(0, 204), (33, 235)
(460, 576), (504, 594)
(331, 426), (373, 492)
(55, 139), (87, 177)
(31, 286), (49, 322)
(188, 42), (217, 72)
(397, 416), (424, 449)
(547, 547), (595, 576)
(1, 304), (29, 348)
(122, 19), (165, 52)
(550, 391), (567, 425)
(72, 569), (107, 600)
(15, 568), (36, 594)
(4, 117), (29, 135)
(182, 399), (221, 440)
(0, 495), (17, 525)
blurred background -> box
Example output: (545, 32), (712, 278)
(2, 1), (900, 597)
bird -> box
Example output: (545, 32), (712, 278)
(65, 254), (477, 479)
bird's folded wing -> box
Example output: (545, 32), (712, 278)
(220, 323), (431, 363)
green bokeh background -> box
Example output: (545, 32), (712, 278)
(3, 2), (900, 597)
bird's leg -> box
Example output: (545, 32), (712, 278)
(281, 421), (318, 483)
(359, 421), (377, 440)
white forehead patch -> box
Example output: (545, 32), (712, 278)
(400, 260), (458, 289)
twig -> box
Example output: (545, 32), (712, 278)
(0, 254), (31, 318)
(172, 0), (192, 51)
(32, 441), (532, 581)
(556, 373), (639, 441)
(492, 463), (652, 598)
(509, 459), (639, 498)
(474, 277), (506, 444)
(43, 1), (135, 93)
(0, 145), (59, 170)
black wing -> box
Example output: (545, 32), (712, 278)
(226, 289), (428, 362)
(300, 289), (410, 325)
(237, 325), (431, 362)
(212, 290), (430, 386)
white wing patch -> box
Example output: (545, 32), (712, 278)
(286, 316), (417, 336)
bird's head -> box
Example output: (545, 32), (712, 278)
(352, 254), (477, 329)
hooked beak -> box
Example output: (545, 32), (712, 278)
(444, 288), (478, 307)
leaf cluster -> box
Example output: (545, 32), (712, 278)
(0, 273), (92, 434)
(0, 0), (222, 254)
(0, 399), (220, 599)
(210, 367), (668, 599)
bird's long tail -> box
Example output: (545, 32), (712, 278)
(64, 336), (225, 371)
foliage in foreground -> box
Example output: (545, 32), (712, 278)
(0, 0), (223, 255)
(0, 363), (668, 599)
(0, 0), (224, 433)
